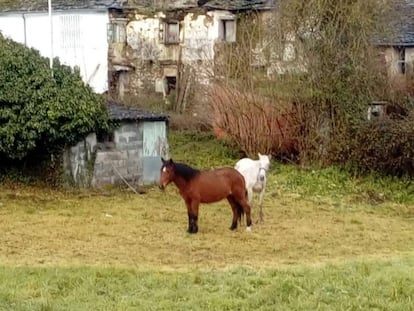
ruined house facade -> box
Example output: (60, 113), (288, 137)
(107, 0), (277, 101)
(111, 0), (414, 103)
(372, 0), (414, 91)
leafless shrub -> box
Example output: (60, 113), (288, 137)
(208, 83), (298, 159)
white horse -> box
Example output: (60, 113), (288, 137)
(235, 153), (271, 222)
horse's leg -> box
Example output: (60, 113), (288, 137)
(246, 187), (257, 222)
(239, 198), (252, 231)
(185, 199), (197, 234)
(257, 189), (264, 223)
(227, 196), (239, 230)
(257, 182), (267, 223)
(187, 200), (199, 234)
(185, 200), (192, 233)
(192, 201), (199, 234)
(247, 187), (254, 207)
(233, 190), (252, 231)
(187, 212), (198, 233)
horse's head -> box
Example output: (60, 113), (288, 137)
(258, 153), (271, 171)
(159, 158), (175, 190)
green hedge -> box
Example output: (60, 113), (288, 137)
(0, 33), (108, 160)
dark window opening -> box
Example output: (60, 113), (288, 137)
(163, 22), (180, 44)
(97, 132), (115, 150)
(107, 21), (127, 44)
(396, 46), (406, 75)
(165, 76), (176, 95)
(219, 19), (236, 42)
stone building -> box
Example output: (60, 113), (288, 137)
(64, 102), (169, 187)
(372, 0), (414, 89)
(107, 0), (277, 101)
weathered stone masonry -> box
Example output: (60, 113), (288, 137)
(64, 102), (169, 187)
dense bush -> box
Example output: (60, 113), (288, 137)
(334, 114), (414, 177)
(0, 33), (108, 160)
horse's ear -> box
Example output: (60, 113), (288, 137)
(169, 158), (174, 164)
(258, 152), (262, 157)
(268, 154), (272, 160)
(161, 157), (166, 163)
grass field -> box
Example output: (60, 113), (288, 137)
(0, 131), (414, 310)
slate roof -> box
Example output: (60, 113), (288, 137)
(372, 0), (414, 46)
(201, 0), (276, 11)
(108, 102), (169, 122)
(0, 0), (276, 12)
(125, 0), (197, 9)
(123, 0), (276, 11)
(0, 0), (121, 13)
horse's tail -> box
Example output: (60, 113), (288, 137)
(236, 201), (244, 224)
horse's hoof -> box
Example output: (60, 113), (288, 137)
(246, 226), (252, 232)
(187, 228), (196, 234)
(229, 222), (237, 230)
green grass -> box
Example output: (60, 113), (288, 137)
(274, 165), (414, 204)
(168, 130), (241, 168)
(170, 130), (414, 204)
(0, 257), (414, 310)
(0, 130), (414, 309)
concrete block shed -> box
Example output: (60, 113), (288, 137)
(64, 102), (169, 188)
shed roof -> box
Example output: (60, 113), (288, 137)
(108, 102), (169, 122)
(372, 0), (414, 46)
(0, 0), (120, 13)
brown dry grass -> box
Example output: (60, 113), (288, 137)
(0, 180), (413, 270)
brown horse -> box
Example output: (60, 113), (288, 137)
(158, 158), (252, 234)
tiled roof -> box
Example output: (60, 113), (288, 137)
(108, 101), (169, 122)
(372, 0), (414, 46)
(0, 0), (120, 13)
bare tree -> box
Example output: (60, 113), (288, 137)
(209, 0), (392, 164)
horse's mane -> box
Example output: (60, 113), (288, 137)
(173, 162), (200, 181)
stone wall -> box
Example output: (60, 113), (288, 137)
(63, 133), (97, 187)
(92, 123), (144, 186)
(108, 9), (236, 99)
(64, 120), (168, 188)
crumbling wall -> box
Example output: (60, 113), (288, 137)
(108, 7), (234, 99)
(63, 133), (97, 187)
